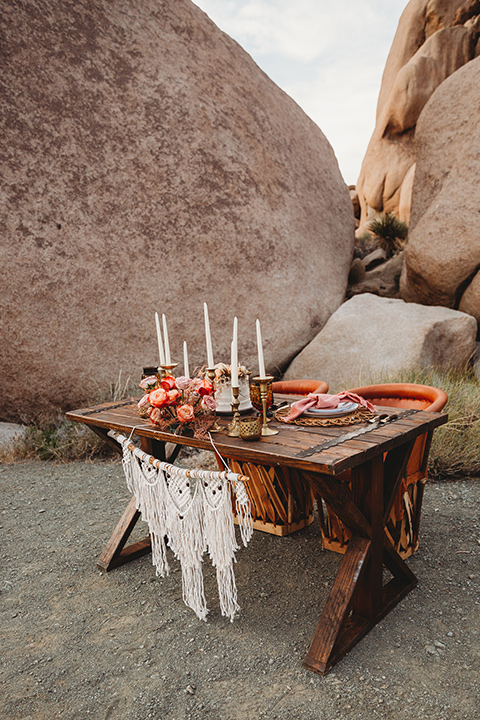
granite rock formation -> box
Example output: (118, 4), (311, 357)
(283, 294), (477, 391)
(400, 56), (480, 317)
(0, 0), (354, 422)
(357, 0), (480, 225)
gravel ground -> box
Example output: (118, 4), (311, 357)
(1, 458), (479, 720)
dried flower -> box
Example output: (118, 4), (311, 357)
(213, 362), (250, 384)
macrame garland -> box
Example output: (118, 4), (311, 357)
(109, 430), (252, 621)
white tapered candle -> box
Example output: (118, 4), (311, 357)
(231, 317), (238, 387)
(231, 340), (238, 387)
(155, 312), (166, 366)
(162, 314), (171, 365)
(256, 319), (266, 378)
(204, 302), (214, 368)
(183, 341), (190, 378)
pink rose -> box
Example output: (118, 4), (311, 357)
(175, 376), (191, 391)
(160, 375), (176, 391)
(149, 407), (162, 424)
(149, 388), (168, 407)
(176, 404), (195, 423)
(137, 394), (151, 409)
(190, 378), (203, 391)
(202, 395), (217, 412)
(139, 375), (158, 389)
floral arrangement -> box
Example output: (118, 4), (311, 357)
(137, 374), (217, 439)
(213, 362), (250, 384)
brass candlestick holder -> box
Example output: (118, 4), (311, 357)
(206, 367), (222, 432)
(253, 375), (278, 436)
(158, 363), (178, 379)
(227, 385), (241, 437)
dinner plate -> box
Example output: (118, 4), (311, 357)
(304, 401), (358, 418)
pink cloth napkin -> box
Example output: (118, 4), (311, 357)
(283, 391), (376, 421)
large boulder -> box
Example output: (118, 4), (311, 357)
(400, 56), (480, 314)
(0, 0), (354, 422)
(357, 0), (480, 224)
(283, 294), (477, 391)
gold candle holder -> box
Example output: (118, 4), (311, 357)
(206, 367), (222, 432)
(158, 363), (178, 379)
(252, 375), (278, 436)
(227, 385), (241, 437)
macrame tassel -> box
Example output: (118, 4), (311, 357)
(180, 564), (208, 622)
(165, 476), (208, 621)
(232, 476), (253, 546)
(216, 565), (239, 622)
(129, 454), (169, 577)
(202, 478), (241, 620)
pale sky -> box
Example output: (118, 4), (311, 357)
(192, 0), (408, 184)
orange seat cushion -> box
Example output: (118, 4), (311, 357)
(347, 383), (448, 412)
(272, 379), (329, 396)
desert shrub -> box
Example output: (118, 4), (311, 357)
(0, 372), (138, 463)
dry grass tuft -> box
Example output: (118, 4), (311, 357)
(0, 372), (138, 464)
(369, 366), (480, 480)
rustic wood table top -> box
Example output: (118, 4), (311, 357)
(66, 396), (448, 675)
(66, 396), (447, 477)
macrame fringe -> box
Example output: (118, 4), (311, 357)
(109, 430), (252, 621)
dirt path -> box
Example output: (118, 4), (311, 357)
(1, 460), (479, 719)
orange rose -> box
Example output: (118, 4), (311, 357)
(160, 375), (176, 391)
(197, 379), (214, 396)
(167, 389), (181, 405)
(149, 388), (168, 407)
(176, 404), (195, 423)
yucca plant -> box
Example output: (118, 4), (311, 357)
(369, 212), (408, 257)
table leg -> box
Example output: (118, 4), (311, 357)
(97, 496), (152, 571)
(303, 534), (372, 674)
(303, 444), (418, 674)
(94, 432), (181, 571)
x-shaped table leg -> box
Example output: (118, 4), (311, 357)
(302, 438), (417, 674)
(94, 431), (182, 571)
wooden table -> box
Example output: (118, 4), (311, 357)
(66, 398), (447, 675)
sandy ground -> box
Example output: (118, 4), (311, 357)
(1, 458), (479, 720)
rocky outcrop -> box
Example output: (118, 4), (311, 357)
(348, 251), (404, 299)
(283, 294), (477, 391)
(0, 0), (354, 422)
(400, 56), (480, 316)
(357, 0), (480, 225)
